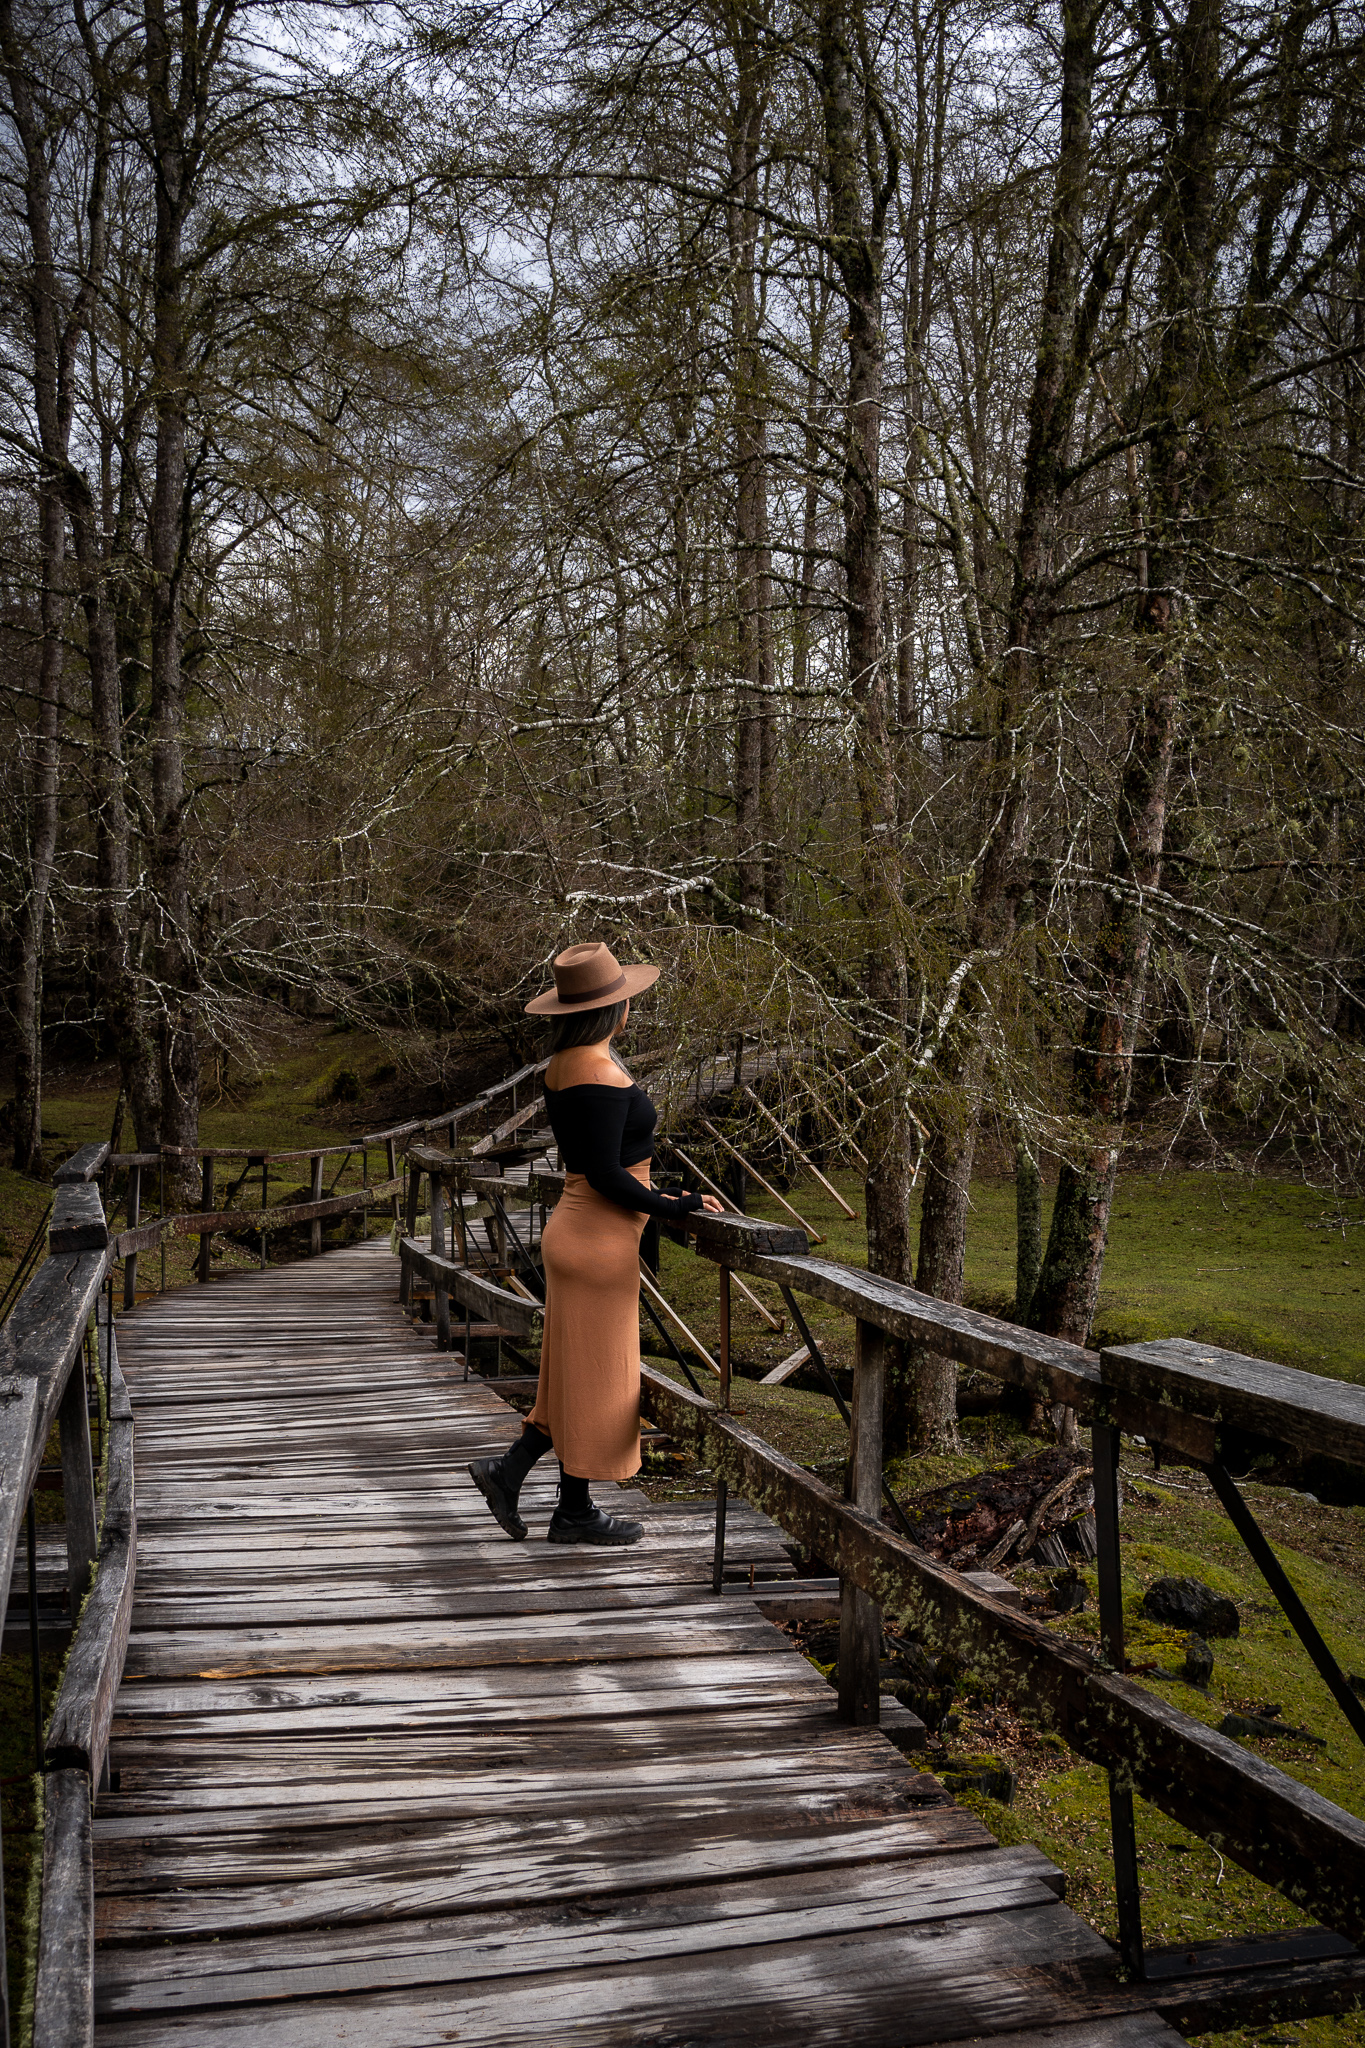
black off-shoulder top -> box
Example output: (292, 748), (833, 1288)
(543, 1080), (705, 1220)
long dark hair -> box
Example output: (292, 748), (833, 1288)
(546, 999), (628, 1055)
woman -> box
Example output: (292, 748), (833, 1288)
(468, 942), (723, 1546)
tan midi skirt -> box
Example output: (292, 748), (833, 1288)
(528, 1160), (650, 1481)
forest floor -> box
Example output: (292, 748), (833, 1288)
(2, 1022), (1363, 2045)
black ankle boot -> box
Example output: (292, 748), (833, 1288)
(468, 1424), (553, 1540)
(547, 1472), (643, 1547)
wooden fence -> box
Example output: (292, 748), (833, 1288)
(396, 1159), (1365, 2036)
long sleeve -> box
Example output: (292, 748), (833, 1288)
(549, 1086), (704, 1219)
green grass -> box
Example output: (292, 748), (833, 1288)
(647, 1159), (1365, 1393)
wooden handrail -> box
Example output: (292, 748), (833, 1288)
(639, 1361), (1365, 1945)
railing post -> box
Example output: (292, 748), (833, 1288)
(198, 1156), (214, 1283)
(123, 1163), (141, 1309)
(58, 1349), (98, 1614)
(386, 1137), (399, 1223)
(399, 1155), (419, 1305)
(310, 1152), (324, 1256)
(430, 1171), (451, 1349)
(1094, 1418), (1144, 1978)
(712, 1265), (731, 1594)
(362, 1149), (370, 1239)
(839, 1317), (885, 1725)
(259, 1158), (268, 1269)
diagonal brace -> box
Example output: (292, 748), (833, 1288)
(1205, 1458), (1365, 1751)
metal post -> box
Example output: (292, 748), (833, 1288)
(124, 1162), (141, 1308)
(310, 1152), (324, 1257)
(1093, 1419), (1144, 1978)
(838, 1318), (885, 1725)
(26, 1497), (42, 1771)
(712, 1266), (732, 1593)
(198, 1156), (214, 1283)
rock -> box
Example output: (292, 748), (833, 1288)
(1182, 1634), (1214, 1688)
(1142, 1575), (1240, 1639)
(1220, 1711), (1325, 1747)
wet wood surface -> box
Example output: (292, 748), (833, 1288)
(97, 1238), (1177, 2045)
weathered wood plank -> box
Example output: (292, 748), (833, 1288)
(46, 1350), (137, 1784)
(397, 1240), (539, 1338)
(93, 1853), (1068, 2014)
(1102, 1334), (1365, 1468)
(51, 1182), (110, 1250)
(33, 1768), (94, 2048)
(54, 1142), (111, 1185)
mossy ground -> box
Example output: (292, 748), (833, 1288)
(5, 1043), (1364, 2041)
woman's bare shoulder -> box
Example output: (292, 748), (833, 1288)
(546, 1048), (632, 1090)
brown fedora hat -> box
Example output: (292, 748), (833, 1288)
(525, 941), (661, 1016)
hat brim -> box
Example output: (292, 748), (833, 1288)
(524, 962), (660, 1016)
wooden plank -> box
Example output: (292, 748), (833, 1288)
(640, 1361), (1365, 1942)
(397, 1240), (539, 1338)
(50, 1182), (109, 1250)
(92, 1852), (1069, 2015)
(54, 1141), (110, 1184)
(1102, 1334), (1365, 1469)
(46, 1350), (137, 1784)
(33, 1768), (94, 2048)
(83, 1909), (1124, 2046)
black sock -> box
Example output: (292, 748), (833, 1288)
(559, 1470), (592, 1516)
(498, 1423), (554, 1493)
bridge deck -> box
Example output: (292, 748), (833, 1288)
(97, 1239), (1179, 2046)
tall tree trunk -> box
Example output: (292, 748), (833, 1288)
(145, 0), (203, 1197)
(818, 0), (922, 1444)
(727, 7), (774, 915)
(76, 506), (161, 1149)
(9, 488), (64, 1176)
(0, 0), (76, 1174)
(1030, 0), (1220, 1350)
(914, 0), (1104, 1430)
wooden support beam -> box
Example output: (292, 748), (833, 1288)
(198, 1157), (214, 1284)
(310, 1153), (324, 1258)
(638, 1361), (1365, 1944)
(122, 1165), (141, 1310)
(699, 1118), (824, 1242)
(657, 1138), (740, 1215)
(398, 1240), (541, 1340)
(638, 1265), (721, 1376)
(57, 1354), (98, 1614)
(839, 1319), (885, 1727)
(741, 1085), (858, 1219)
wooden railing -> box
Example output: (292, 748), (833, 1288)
(0, 1143), (129, 2048)
(396, 1163), (1365, 2035)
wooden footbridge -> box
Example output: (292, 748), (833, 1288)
(6, 1062), (1365, 2044)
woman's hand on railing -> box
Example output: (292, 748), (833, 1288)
(699, 1194), (725, 1214)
